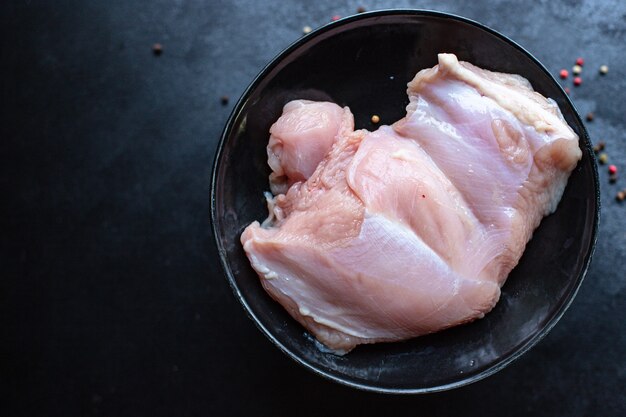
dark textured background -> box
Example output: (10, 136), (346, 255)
(2, 1), (625, 416)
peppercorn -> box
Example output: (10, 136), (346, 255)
(220, 95), (229, 105)
(371, 114), (380, 124)
(572, 65), (582, 75)
(586, 112), (594, 121)
(331, 15), (341, 21)
(357, 6), (366, 13)
(152, 43), (163, 55)
(573, 77), (582, 86)
(576, 57), (584, 66)
(597, 141), (606, 151)
(616, 190), (625, 202)
(609, 174), (618, 184)
(302, 25), (312, 34)
(598, 153), (608, 164)
(599, 65), (608, 75)
(559, 69), (568, 79)
(564, 87), (570, 94)
(609, 165), (618, 175)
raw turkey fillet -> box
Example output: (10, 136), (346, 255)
(241, 53), (582, 353)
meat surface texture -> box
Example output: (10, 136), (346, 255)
(266, 100), (348, 195)
(240, 53), (582, 353)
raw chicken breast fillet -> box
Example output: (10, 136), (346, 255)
(241, 53), (582, 353)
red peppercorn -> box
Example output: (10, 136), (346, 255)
(565, 87), (570, 94)
(573, 77), (582, 86)
(576, 57), (584, 66)
(559, 69), (569, 79)
(331, 15), (341, 21)
(608, 165), (617, 175)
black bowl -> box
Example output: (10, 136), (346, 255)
(211, 10), (599, 393)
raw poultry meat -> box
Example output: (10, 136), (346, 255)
(241, 53), (581, 353)
(266, 100), (347, 195)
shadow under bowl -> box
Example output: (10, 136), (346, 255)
(211, 9), (600, 393)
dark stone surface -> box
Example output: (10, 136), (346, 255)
(2, 1), (624, 416)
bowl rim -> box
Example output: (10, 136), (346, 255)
(210, 8), (601, 394)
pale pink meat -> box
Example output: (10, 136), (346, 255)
(241, 53), (582, 353)
(267, 100), (348, 195)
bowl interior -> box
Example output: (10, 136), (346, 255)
(211, 10), (598, 392)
